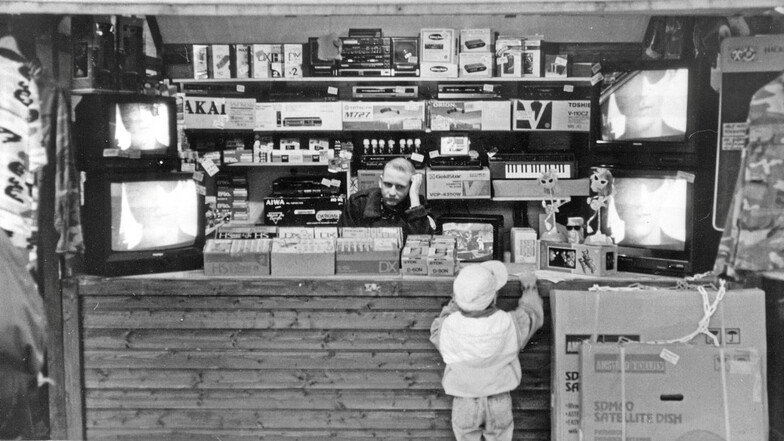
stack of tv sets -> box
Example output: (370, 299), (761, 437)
(591, 59), (721, 276)
(75, 94), (206, 276)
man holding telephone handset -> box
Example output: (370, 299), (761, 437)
(338, 157), (434, 235)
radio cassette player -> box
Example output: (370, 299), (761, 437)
(352, 85), (418, 99)
(339, 37), (392, 77)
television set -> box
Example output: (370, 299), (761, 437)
(601, 168), (696, 276)
(74, 93), (179, 171)
(593, 62), (702, 168)
(81, 171), (206, 276)
(437, 214), (504, 262)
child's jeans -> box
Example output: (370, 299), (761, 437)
(451, 391), (513, 441)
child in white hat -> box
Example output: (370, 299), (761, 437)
(430, 261), (544, 441)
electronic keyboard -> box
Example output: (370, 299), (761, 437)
(488, 153), (576, 179)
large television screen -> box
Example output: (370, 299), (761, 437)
(110, 179), (200, 252)
(82, 171), (205, 276)
(599, 68), (689, 142)
(602, 169), (694, 276)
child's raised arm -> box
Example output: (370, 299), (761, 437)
(510, 272), (544, 349)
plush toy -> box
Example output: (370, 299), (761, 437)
(538, 169), (568, 242)
(584, 167), (615, 245)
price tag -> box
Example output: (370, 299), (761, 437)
(321, 177), (332, 187)
(563, 84), (574, 93)
(659, 348), (680, 366)
(102, 148), (120, 157)
(590, 72), (604, 85)
(483, 84), (494, 93)
(496, 56), (508, 65)
(236, 85), (245, 93)
(677, 170), (696, 183)
(555, 56), (568, 66)
(199, 157), (220, 176)
(330, 179), (341, 188)
(410, 152), (424, 163)
(395, 86), (407, 95)
(192, 171), (205, 182)
(327, 86), (338, 95)
(591, 62), (602, 74)
(429, 150), (440, 159)
(195, 184), (206, 196)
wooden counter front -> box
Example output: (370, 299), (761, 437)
(59, 273), (553, 440)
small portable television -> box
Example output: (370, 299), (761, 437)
(437, 214), (504, 262)
(602, 168), (697, 276)
(74, 93), (179, 171)
(80, 171), (206, 276)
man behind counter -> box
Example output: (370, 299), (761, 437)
(338, 157), (434, 235)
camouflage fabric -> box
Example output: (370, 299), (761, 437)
(714, 71), (784, 275)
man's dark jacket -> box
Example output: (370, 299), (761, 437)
(337, 188), (433, 235)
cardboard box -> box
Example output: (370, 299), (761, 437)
(460, 29), (493, 52)
(271, 238), (335, 276)
(511, 227), (537, 264)
(277, 227), (315, 239)
(339, 227), (404, 246)
(539, 241), (617, 276)
(523, 35), (544, 77)
(192, 44), (210, 79)
(342, 101), (425, 131)
(580, 342), (766, 441)
(427, 245), (457, 276)
(420, 62), (459, 78)
(512, 98), (591, 132)
(420, 28), (455, 63)
(263, 196), (345, 226)
(550, 288), (768, 441)
(492, 178), (589, 198)
(209, 44), (231, 79)
(203, 238), (271, 276)
(183, 97), (256, 130)
(252, 44), (282, 78)
(401, 245), (429, 276)
(458, 52), (493, 78)
(428, 101), (510, 131)
(231, 44), (252, 78)
(215, 224), (277, 239)
(283, 43), (303, 78)
(335, 238), (401, 274)
(426, 167), (491, 200)
(496, 36), (525, 78)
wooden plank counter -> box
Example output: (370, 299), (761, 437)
(61, 273), (554, 440)
(59, 271), (680, 440)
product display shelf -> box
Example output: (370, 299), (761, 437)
(175, 76), (594, 84)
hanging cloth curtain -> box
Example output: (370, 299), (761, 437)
(714, 71), (784, 275)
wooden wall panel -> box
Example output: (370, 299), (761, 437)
(73, 276), (552, 440)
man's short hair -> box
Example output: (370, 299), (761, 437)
(383, 157), (416, 176)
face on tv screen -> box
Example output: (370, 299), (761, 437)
(442, 222), (494, 262)
(113, 102), (172, 151)
(110, 179), (199, 252)
(600, 68), (688, 142)
(607, 177), (686, 251)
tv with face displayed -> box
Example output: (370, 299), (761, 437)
(81, 171), (205, 276)
(74, 93), (179, 171)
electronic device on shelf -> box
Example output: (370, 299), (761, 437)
(437, 214), (505, 262)
(488, 152), (577, 179)
(352, 85), (418, 99)
(428, 156), (483, 170)
(437, 83), (501, 99)
(74, 93), (179, 172)
(80, 171), (206, 276)
(271, 175), (345, 197)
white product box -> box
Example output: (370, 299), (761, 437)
(342, 101), (425, 131)
(420, 62), (459, 78)
(283, 43), (303, 78)
(255, 102), (342, 131)
(427, 101), (511, 131)
(192, 44), (209, 79)
(420, 28), (455, 63)
(425, 167), (491, 200)
(460, 28), (493, 52)
(511, 227), (537, 264)
(523, 35), (544, 77)
(231, 44), (252, 78)
(252, 44), (282, 78)
(458, 52), (493, 78)
(183, 97), (256, 130)
(551, 288), (767, 441)
(496, 36), (524, 78)
(512, 99), (591, 132)
(209, 44), (231, 79)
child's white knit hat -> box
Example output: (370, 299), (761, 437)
(453, 261), (508, 311)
